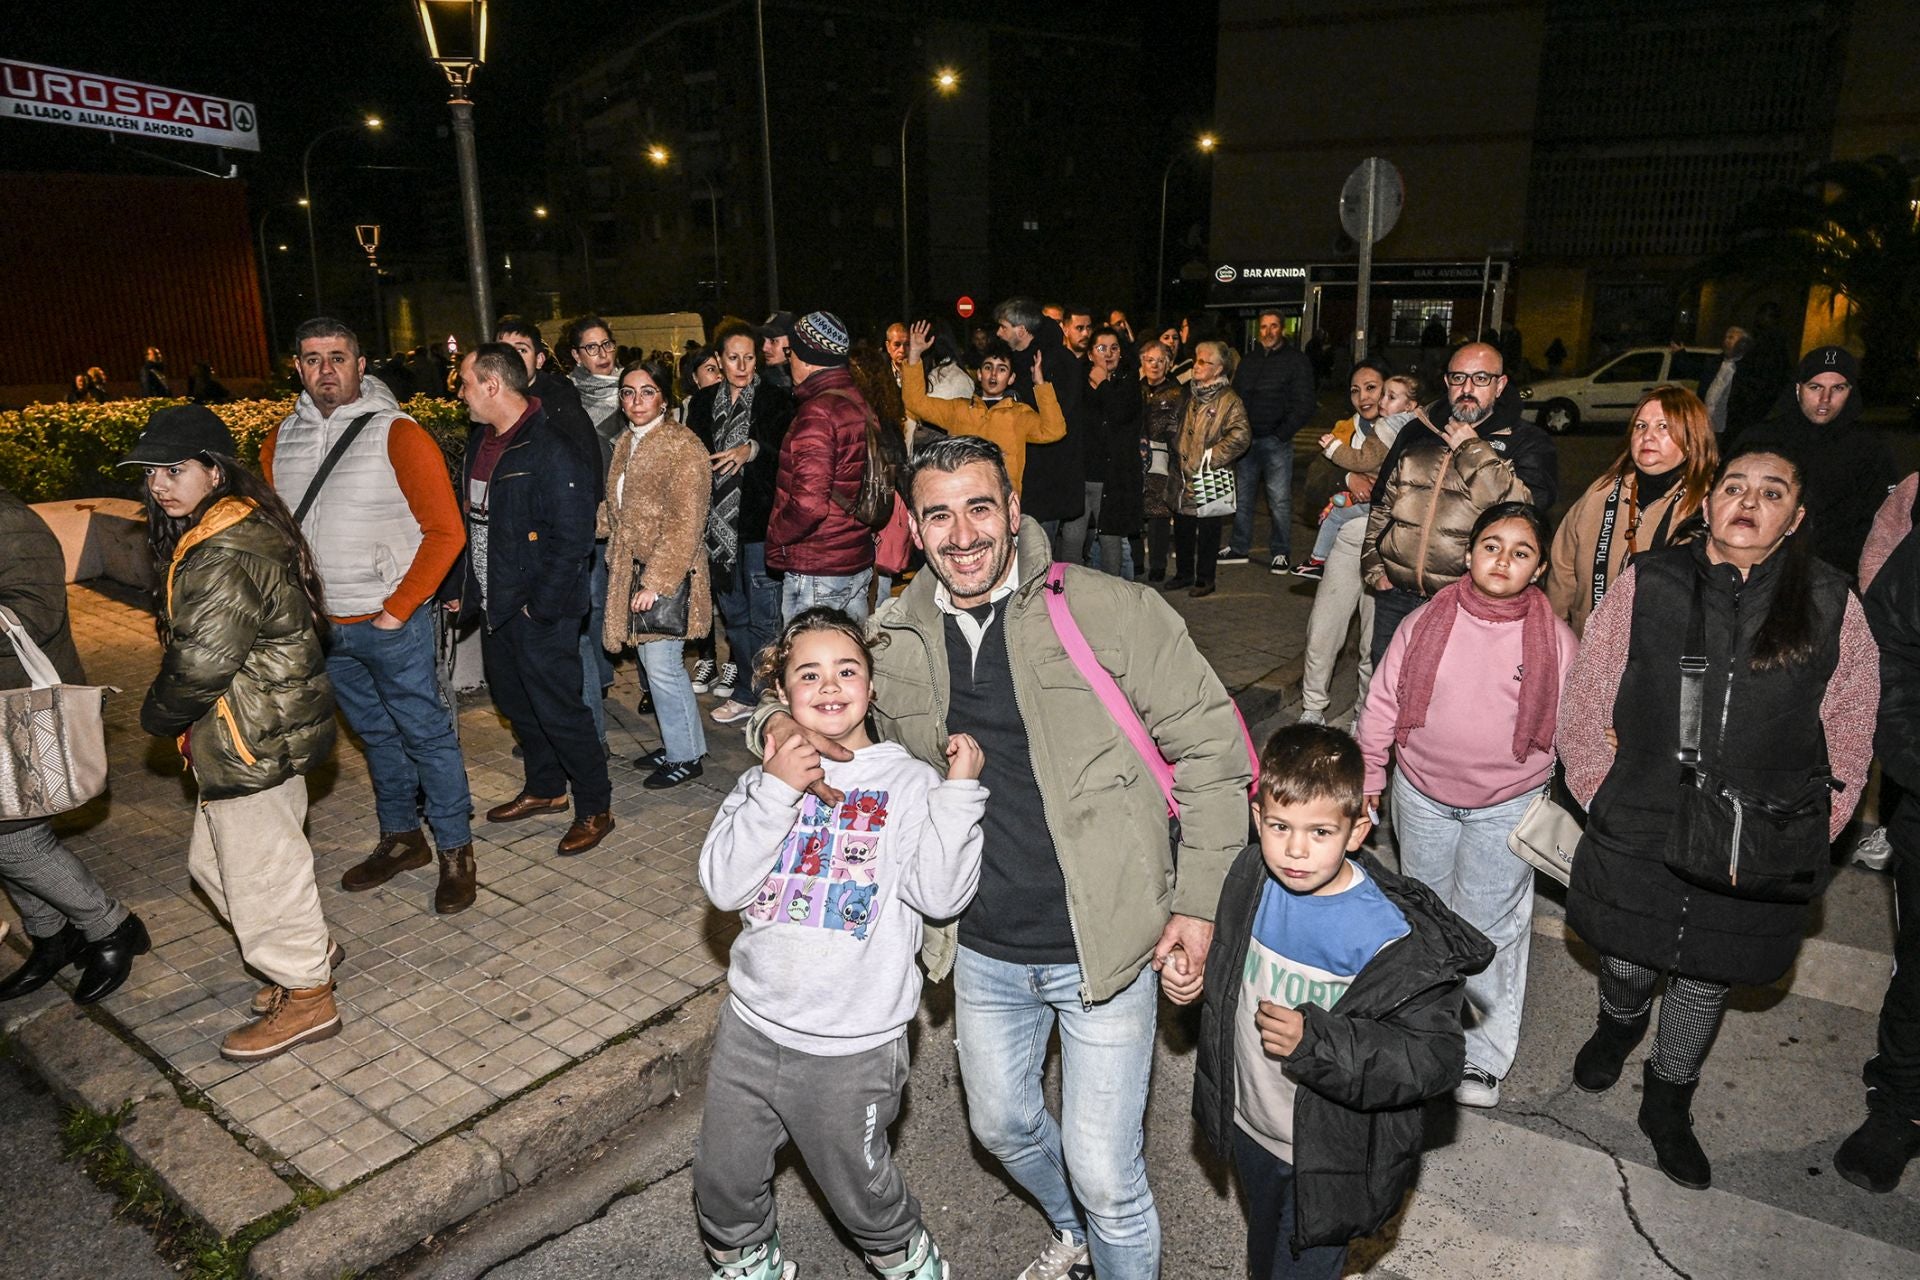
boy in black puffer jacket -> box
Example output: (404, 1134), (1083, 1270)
(1181, 724), (1492, 1277)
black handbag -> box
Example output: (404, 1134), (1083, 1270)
(628, 559), (692, 638)
(1661, 576), (1835, 903)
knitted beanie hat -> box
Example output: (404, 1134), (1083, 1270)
(790, 311), (851, 368)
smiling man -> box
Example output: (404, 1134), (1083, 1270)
(753, 435), (1251, 1280)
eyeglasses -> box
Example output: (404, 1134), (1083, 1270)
(1444, 371), (1502, 387)
(576, 340), (617, 357)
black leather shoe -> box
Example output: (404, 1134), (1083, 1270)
(74, 913), (151, 1005)
(0, 923), (84, 1001)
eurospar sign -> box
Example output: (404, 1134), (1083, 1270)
(1, 59), (259, 151)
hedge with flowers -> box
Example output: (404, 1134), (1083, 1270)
(0, 397), (475, 504)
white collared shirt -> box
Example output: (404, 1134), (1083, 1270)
(933, 553), (1020, 661)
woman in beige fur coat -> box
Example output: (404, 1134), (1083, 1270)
(601, 358), (713, 789)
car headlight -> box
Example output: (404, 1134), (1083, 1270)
(1518, 386), (1533, 400)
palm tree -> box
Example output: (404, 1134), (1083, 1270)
(1699, 155), (1920, 398)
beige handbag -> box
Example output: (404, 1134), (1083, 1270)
(1507, 788), (1582, 887)
(0, 607), (112, 820)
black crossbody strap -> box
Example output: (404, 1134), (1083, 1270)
(1676, 572), (1708, 769)
(292, 411), (378, 526)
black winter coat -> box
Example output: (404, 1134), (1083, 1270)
(531, 369), (607, 503)
(1232, 341), (1316, 439)
(1866, 527), (1920, 793)
(685, 378), (795, 547)
(456, 405), (598, 630)
(1740, 398), (1898, 580)
(1084, 372), (1145, 537)
(1011, 317), (1088, 522)
(1194, 847), (1492, 1254)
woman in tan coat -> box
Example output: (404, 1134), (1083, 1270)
(1168, 339), (1252, 597)
(1547, 384), (1717, 636)
(602, 358), (714, 788)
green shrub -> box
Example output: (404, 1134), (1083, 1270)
(0, 397), (474, 504)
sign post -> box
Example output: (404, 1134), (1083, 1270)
(1, 59), (259, 151)
(1339, 157), (1403, 365)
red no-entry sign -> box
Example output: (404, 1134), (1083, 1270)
(956, 296), (975, 319)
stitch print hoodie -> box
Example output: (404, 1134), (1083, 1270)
(700, 742), (987, 1056)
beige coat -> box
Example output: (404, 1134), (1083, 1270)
(1547, 469), (1697, 637)
(601, 419), (713, 648)
(1174, 381), (1251, 516)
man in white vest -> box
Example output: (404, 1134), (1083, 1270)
(262, 318), (476, 915)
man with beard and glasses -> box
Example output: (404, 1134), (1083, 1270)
(1362, 342), (1557, 664)
(749, 435), (1250, 1280)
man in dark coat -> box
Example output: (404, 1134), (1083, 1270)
(139, 346), (170, 397)
(1226, 309), (1316, 571)
(997, 296), (1088, 560)
(1741, 345), (1897, 579)
(493, 315), (605, 503)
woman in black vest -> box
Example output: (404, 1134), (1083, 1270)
(1555, 445), (1879, 1190)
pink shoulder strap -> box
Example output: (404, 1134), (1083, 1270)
(1042, 562), (1257, 818)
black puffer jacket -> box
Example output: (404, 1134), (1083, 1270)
(141, 498), (336, 801)
(1084, 371), (1145, 537)
(1194, 847), (1493, 1254)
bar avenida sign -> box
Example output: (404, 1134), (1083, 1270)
(1, 59), (260, 151)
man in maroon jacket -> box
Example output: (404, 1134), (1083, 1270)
(765, 310), (878, 622)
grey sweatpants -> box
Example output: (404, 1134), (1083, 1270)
(694, 1000), (921, 1259)
(0, 819), (126, 941)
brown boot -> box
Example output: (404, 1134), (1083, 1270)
(434, 843), (477, 914)
(222, 981), (342, 1062)
(250, 941), (346, 1016)
(340, 829), (431, 891)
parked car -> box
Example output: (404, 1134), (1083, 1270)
(1519, 346), (1718, 434)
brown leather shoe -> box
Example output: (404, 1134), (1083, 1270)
(250, 941), (346, 1016)
(486, 792), (569, 823)
(557, 811), (614, 856)
(223, 981), (342, 1062)
(435, 843), (478, 914)
(339, 829), (431, 891)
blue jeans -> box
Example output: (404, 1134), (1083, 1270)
(580, 543), (613, 745)
(780, 568), (872, 626)
(953, 947), (1161, 1280)
(1229, 434), (1294, 560)
(637, 638), (708, 763)
(327, 608), (472, 848)
(1232, 1126), (1348, 1280)
(715, 542), (781, 703)
(1390, 774), (1538, 1078)
(1309, 501), (1362, 563)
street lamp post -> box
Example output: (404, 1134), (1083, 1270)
(355, 224), (387, 354)
(899, 69), (959, 321)
(647, 146), (723, 300)
(301, 117), (382, 316)
(256, 207), (284, 349)
(1156, 132), (1216, 325)
(416, 0), (494, 341)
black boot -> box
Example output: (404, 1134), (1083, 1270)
(1573, 1008), (1650, 1093)
(1638, 1061), (1711, 1189)
(73, 913), (150, 1005)
(0, 923), (84, 1001)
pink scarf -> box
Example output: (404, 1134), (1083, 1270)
(1394, 579), (1559, 764)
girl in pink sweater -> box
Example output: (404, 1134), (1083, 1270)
(1358, 502), (1579, 1108)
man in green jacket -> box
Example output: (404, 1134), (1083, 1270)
(755, 435), (1250, 1280)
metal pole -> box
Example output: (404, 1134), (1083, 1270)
(578, 224), (595, 308)
(1476, 254), (1492, 339)
(256, 213), (280, 352)
(754, 0), (779, 310)
(1155, 157), (1174, 324)
(370, 265), (387, 355)
(302, 139), (324, 315)
(707, 178), (723, 300)
(448, 96), (495, 341)
(1353, 157), (1376, 366)
(900, 93), (921, 321)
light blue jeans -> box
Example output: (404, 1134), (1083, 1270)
(1309, 500), (1363, 563)
(1390, 773), (1538, 1078)
(637, 638), (708, 764)
(953, 947), (1161, 1280)
(780, 569), (872, 626)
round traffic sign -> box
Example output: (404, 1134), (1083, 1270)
(1339, 157), (1404, 245)
(956, 295), (975, 319)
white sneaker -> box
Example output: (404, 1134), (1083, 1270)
(1853, 826), (1895, 871)
(711, 699), (755, 725)
(1454, 1064), (1501, 1108)
(689, 658), (716, 694)
(1297, 708), (1327, 726)
(1015, 1229), (1091, 1280)
(1217, 551), (1250, 566)
(712, 661), (739, 700)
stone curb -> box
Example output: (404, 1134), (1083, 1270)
(1232, 653), (1307, 730)
(245, 986), (723, 1280)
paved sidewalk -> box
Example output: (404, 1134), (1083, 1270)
(1, 564), (1316, 1197)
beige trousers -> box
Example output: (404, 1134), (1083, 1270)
(1299, 512), (1376, 718)
(187, 776), (331, 989)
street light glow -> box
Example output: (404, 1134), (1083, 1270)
(365, 116), (383, 130)
(297, 197), (310, 206)
(1198, 133), (1217, 152)
(935, 69), (959, 91)
(647, 145), (670, 166)
(534, 205), (549, 218)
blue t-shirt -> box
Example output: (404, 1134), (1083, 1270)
(1234, 861), (1410, 1161)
